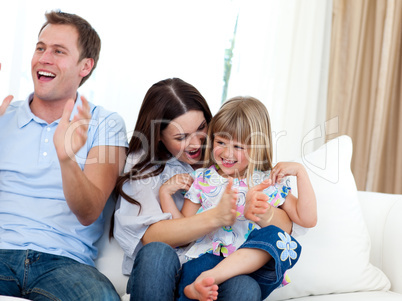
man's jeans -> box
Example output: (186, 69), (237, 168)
(128, 242), (261, 301)
(0, 249), (120, 301)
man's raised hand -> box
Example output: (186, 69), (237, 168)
(53, 96), (91, 162)
(0, 63), (13, 116)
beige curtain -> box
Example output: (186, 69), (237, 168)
(327, 0), (402, 194)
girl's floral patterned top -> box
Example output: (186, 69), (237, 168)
(184, 165), (291, 260)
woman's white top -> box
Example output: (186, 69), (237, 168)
(113, 152), (194, 275)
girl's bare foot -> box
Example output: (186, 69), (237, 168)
(184, 276), (218, 301)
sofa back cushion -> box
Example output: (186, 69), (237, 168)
(269, 135), (390, 300)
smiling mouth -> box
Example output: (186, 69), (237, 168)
(37, 71), (56, 80)
(186, 148), (201, 159)
(222, 158), (237, 167)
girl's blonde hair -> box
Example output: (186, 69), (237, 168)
(204, 96), (273, 185)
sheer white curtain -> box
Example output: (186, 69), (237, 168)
(1, 0), (332, 161)
(226, 0), (332, 162)
(0, 0), (236, 133)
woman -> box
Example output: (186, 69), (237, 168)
(113, 78), (293, 301)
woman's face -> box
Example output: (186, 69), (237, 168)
(161, 110), (208, 166)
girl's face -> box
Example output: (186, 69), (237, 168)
(213, 135), (249, 178)
(161, 110), (208, 166)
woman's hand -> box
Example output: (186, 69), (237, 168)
(270, 162), (304, 184)
(244, 179), (271, 223)
(0, 63), (13, 116)
(160, 173), (193, 196)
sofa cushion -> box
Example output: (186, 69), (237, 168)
(288, 291), (402, 301)
(269, 135), (390, 300)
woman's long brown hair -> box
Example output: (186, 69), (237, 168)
(115, 78), (212, 211)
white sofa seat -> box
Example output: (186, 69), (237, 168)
(358, 191), (402, 295)
(292, 291), (402, 300)
(277, 191), (402, 301)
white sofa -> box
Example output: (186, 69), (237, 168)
(94, 136), (402, 300)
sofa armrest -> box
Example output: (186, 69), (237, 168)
(358, 191), (402, 294)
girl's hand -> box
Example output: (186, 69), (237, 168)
(160, 173), (193, 196)
(0, 63), (13, 116)
(244, 179), (271, 223)
(270, 162), (304, 184)
(212, 178), (238, 227)
(273, 162), (317, 228)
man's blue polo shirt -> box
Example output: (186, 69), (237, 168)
(0, 93), (128, 266)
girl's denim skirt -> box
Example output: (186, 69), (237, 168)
(178, 225), (302, 300)
(239, 225), (302, 298)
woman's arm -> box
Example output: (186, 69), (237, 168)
(143, 179), (238, 247)
(143, 210), (222, 247)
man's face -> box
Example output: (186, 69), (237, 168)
(31, 23), (92, 103)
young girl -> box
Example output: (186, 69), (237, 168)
(160, 96), (317, 301)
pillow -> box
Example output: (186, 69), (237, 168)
(269, 135), (390, 300)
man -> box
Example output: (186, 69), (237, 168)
(0, 11), (127, 300)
